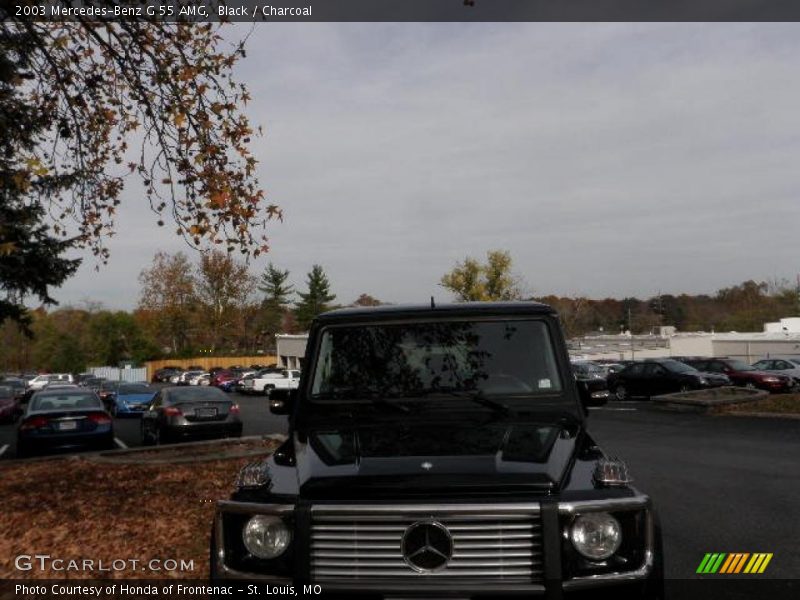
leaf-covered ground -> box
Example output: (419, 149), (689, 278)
(719, 393), (800, 415)
(0, 441), (279, 579)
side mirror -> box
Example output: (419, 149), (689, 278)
(269, 388), (297, 415)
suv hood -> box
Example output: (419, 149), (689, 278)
(294, 419), (579, 499)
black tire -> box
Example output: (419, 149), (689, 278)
(140, 422), (153, 446)
(15, 443), (28, 459)
(745, 382), (757, 390)
(263, 384), (275, 397)
(615, 384), (628, 401)
(679, 384), (690, 393)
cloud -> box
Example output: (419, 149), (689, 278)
(53, 23), (800, 308)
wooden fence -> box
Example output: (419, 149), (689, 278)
(144, 355), (277, 381)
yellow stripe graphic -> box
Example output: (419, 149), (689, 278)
(719, 554), (735, 574)
(758, 554), (773, 573)
(734, 553), (750, 573)
(745, 554), (762, 573)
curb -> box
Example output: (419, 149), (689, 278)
(717, 411), (800, 421)
(90, 434), (287, 464)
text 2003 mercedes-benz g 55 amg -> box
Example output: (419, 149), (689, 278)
(212, 302), (664, 599)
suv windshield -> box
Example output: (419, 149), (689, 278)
(310, 319), (562, 401)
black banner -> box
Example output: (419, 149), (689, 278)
(7, 0), (800, 23)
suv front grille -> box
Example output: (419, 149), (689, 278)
(310, 503), (543, 581)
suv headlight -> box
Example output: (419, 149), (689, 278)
(569, 512), (622, 560)
(242, 515), (291, 559)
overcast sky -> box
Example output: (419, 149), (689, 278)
(53, 23), (800, 309)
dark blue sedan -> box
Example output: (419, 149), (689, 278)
(17, 390), (114, 458)
(108, 383), (157, 417)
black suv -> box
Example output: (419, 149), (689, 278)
(212, 302), (663, 598)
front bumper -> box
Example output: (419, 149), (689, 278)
(212, 496), (656, 598)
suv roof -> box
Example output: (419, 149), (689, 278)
(316, 301), (556, 323)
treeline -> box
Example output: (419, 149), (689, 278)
(2, 245), (797, 373)
(537, 280), (800, 338)
(0, 250), (382, 373)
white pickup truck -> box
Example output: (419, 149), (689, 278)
(239, 369), (301, 395)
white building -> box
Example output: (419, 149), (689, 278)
(571, 318), (800, 363)
(275, 334), (308, 370)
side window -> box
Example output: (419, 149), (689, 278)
(643, 363), (665, 376)
(776, 360), (791, 370)
(709, 361), (726, 373)
(626, 363), (645, 375)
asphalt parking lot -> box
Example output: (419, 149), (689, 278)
(0, 396), (797, 582)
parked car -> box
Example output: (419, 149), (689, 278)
(681, 357), (793, 393)
(607, 359), (729, 400)
(177, 370), (205, 386)
(210, 369), (237, 388)
(97, 381), (121, 410)
(140, 386), (242, 445)
(17, 389), (114, 457)
(571, 361), (609, 407)
(751, 357), (800, 385)
(238, 368), (300, 396)
(0, 385), (22, 423)
(189, 372), (211, 386)
(1, 377), (27, 402)
(80, 377), (106, 393)
(108, 383), (157, 417)
(24, 373), (74, 399)
(152, 367), (183, 383)
(593, 359), (635, 375)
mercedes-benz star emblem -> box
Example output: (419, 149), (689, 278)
(401, 521), (454, 572)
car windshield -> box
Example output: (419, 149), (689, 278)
(310, 319), (563, 401)
(727, 360), (756, 371)
(31, 394), (103, 411)
(661, 360), (697, 373)
(169, 387), (227, 403)
(119, 384), (152, 395)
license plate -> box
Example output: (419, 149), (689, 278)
(58, 420), (78, 431)
(195, 408), (217, 418)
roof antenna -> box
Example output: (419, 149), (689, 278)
(430, 296), (436, 309)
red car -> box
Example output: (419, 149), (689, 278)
(683, 358), (794, 393)
(210, 369), (237, 388)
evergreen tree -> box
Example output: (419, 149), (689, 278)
(0, 30), (80, 332)
(294, 265), (336, 330)
(256, 263), (294, 346)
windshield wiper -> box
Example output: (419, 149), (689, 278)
(422, 388), (511, 415)
(312, 388), (410, 413)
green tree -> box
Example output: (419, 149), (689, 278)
(0, 28), (81, 332)
(440, 250), (521, 301)
(256, 263), (294, 348)
(294, 265), (336, 330)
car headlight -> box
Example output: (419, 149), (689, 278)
(696, 377), (708, 385)
(569, 512), (622, 560)
(762, 376), (779, 382)
(242, 515), (291, 559)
